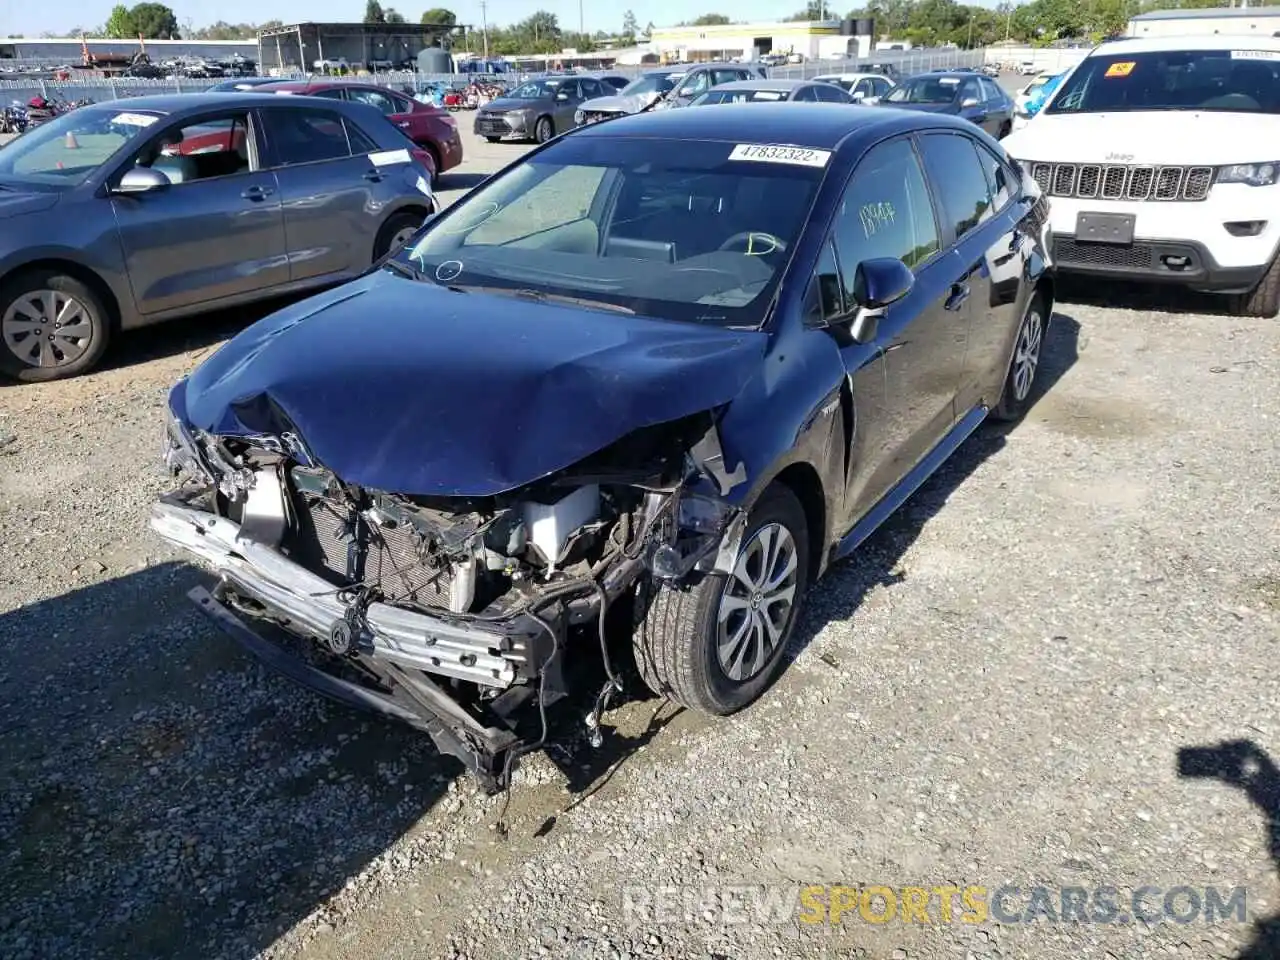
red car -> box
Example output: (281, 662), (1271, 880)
(255, 80), (463, 184)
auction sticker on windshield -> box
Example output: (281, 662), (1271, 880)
(1231, 49), (1280, 61)
(729, 144), (831, 168)
(1104, 61), (1135, 78)
(111, 112), (158, 127)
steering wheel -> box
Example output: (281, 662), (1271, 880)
(718, 231), (787, 256)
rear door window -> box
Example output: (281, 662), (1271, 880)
(348, 88), (398, 115)
(261, 107), (356, 167)
(792, 85), (818, 102)
(916, 132), (994, 241)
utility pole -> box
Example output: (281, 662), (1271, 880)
(480, 0), (489, 58)
(579, 0), (584, 38)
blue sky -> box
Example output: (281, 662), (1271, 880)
(3, 0), (882, 39)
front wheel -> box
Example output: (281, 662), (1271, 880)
(373, 211), (427, 261)
(632, 484), (810, 715)
(0, 270), (111, 382)
(534, 116), (554, 143)
(1231, 254), (1280, 319)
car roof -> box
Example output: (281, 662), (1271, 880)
(254, 79), (382, 91)
(710, 79), (805, 91)
(1085, 34), (1280, 56)
(80, 92), (363, 115)
(813, 72), (889, 81)
(912, 69), (983, 79)
(571, 101), (970, 149)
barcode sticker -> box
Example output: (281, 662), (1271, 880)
(728, 143), (832, 168)
(111, 112), (158, 126)
(369, 149), (411, 167)
(1231, 49), (1280, 61)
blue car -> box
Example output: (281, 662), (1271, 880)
(879, 69), (1016, 139)
(152, 104), (1054, 790)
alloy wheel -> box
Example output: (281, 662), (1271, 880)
(2, 289), (94, 369)
(1012, 306), (1044, 402)
(716, 522), (799, 683)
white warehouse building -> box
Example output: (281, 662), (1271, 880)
(1127, 7), (1280, 39)
(648, 19), (874, 63)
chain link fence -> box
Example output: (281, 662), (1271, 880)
(0, 46), (989, 104)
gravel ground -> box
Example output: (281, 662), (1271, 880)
(2, 124), (1280, 960)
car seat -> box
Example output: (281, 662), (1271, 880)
(149, 131), (198, 184)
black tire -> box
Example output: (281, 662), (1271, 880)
(534, 116), (554, 143)
(0, 269), (111, 383)
(373, 211), (427, 261)
(633, 484), (811, 715)
(1232, 254), (1280, 318)
(991, 291), (1049, 422)
(484, 135), (501, 143)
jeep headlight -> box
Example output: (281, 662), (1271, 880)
(574, 108), (584, 124)
(1217, 162), (1280, 187)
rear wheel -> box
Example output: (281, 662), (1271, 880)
(373, 211), (427, 261)
(1231, 254), (1280, 318)
(992, 292), (1048, 422)
(0, 270), (110, 382)
(534, 116), (554, 143)
(632, 485), (810, 715)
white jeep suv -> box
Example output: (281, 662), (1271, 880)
(1002, 35), (1280, 316)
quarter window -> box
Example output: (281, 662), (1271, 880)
(830, 137), (940, 302)
(917, 133), (994, 240)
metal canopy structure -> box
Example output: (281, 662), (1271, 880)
(256, 21), (470, 73)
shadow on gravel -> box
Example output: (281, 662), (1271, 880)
(96, 294), (314, 376)
(441, 171), (492, 191)
(1177, 739), (1280, 960)
(0, 561), (455, 960)
(1057, 275), (1236, 317)
(786, 311), (1081, 659)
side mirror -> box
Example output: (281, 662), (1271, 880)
(849, 257), (914, 344)
(555, 91), (570, 101)
(960, 96), (980, 108)
(113, 166), (170, 195)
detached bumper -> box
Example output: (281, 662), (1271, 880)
(151, 494), (539, 689)
(186, 584), (519, 791)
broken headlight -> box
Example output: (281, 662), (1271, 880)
(161, 404), (206, 480)
(649, 491), (741, 580)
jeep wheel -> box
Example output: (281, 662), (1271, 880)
(1232, 255), (1280, 319)
(632, 484), (810, 715)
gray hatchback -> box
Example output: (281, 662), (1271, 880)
(0, 92), (439, 381)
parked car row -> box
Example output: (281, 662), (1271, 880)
(148, 102), (1058, 792)
(481, 63), (1016, 145)
(0, 88), (448, 381)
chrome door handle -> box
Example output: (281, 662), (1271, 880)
(241, 184), (274, 201)
(944, 282), (970, 311)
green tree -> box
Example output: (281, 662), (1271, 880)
(104, 4), (135, 38)
(691, 13), (730, 25)
(128, 2), (180, 38)
(364, 0), (386, 23)
(421, 7), (457, 25)
(385, 7), (407, 21)
(622, 9), (638, 39)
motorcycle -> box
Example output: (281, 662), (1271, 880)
(1, 103), (27, 135)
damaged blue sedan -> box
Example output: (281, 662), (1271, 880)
(151, 105), (1054, 790)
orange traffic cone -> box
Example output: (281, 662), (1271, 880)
(64, 131), (78, 149)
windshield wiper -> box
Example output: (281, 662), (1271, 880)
(382, 258), (429, 282)
(456, 285), (636, 314)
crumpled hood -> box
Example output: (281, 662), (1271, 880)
(1003, 111), (1280, 166)
(579, 93), (649, 115)
(178, 271), (767, 497)
(0, 189), (59, 220)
